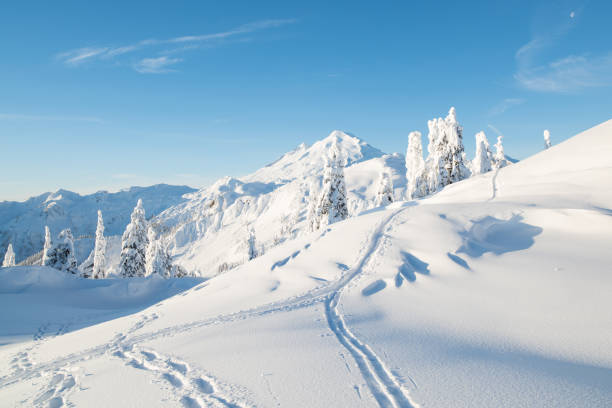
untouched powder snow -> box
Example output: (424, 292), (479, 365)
(0, 120), (611, 407)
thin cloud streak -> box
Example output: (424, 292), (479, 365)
(489, 98), (525, 116)
(0, 113), (103, 123)
(55, 18), (297, 70)
(134, 56), (182, 74)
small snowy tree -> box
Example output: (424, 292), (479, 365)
(119, 199), (149, 278)
(472, 131), (493, 175)
(543, 129), (552, 149)
(45, 229), (78, 274)
(92, 210), (107, 279)
(405, 131), (427, 199)
(493, 135), (509, 169)
(145, 226), (172, 278)
(41, 226), (52, 266)
(2, 244), (15, 267)
(246, 226), (257, 261)
(423, 107), (471, 194)
(312, 140), (349, 230)
(375, 171), (394, 207)
(306, 180), (320, 232)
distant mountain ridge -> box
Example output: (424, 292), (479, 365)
(0, 184), (197, 262)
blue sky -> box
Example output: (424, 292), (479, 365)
(1, 0), (611, 201)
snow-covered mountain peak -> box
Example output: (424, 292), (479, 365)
(242, 130), (384, 185)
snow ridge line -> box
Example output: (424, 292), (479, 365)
(324, 208), (418, 408)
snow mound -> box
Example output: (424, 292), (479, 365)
(0, 266), (202, 340)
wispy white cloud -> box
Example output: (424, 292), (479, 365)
(56, 47), (110, 65)
(514, 6), (612, 92)
(134, 56), (181, 74)
(515, 53), (612, 92)
(489, 98), (525, 116)
(0, 113), (103, 123)
(487, 124), (504, 137)
(55, 19), (296, 71)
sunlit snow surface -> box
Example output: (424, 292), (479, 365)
(1, 121), (612, 407)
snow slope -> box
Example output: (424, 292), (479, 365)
(0, 184), (197, 263)
(157, 131), (404, 277)
(0, 120), (611, 407)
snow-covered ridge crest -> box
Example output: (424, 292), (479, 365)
(242, 130), (384, 184)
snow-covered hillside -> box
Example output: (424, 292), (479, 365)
(0, 184), (196, 263)
(157, 131), (405, 276)
(0, 119), (610, 407)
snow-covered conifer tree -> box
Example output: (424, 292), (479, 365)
(246, 226), (257, 261)
(145, 226), (172, 278)
(472, 131), (493, 174)
(306, 181), (320, 232)
(543, 129), (552, 149)
(45, 229), (78, 274)
(92, 210), (107, 279)
(2, 244), (15, 267)
(312, 140), (348, 229)
(423, 107), (471, 194)
(119, 199), (149, 278)
(406, 131), (427, 199)
(42, 226), (52, 266)
(375, 171), (394, 207)
(493, 135), (509, 169)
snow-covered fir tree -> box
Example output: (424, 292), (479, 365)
(306, 180), (320, 232)
(423, 107), (471, 194)
(472, 131), (493, 174)
(406, 131), (427, 199)
(375, 171), (394, 207)
(246, 225), (257, 261)
(41, 226), (51, 266)
(493, 135), (509, 169)
(92, 210), (107, 279)
(45, 229), (78, 274)
(2, 244), (15, 267)
(119, 199), (149, 278)
(543, 129), (552, 149)
(145, 226), (172, 278)
(311, 140), (349, 230)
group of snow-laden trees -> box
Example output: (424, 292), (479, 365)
(308, 139), (349, 231)
(119, 199), (186, 278)
(21, 199), (184, 279)
(406, 107), (511, 200)
(472, 131), (509, 175)
(42, 228), (78, 274)
(406, 107), (471, 199)
(121, 199), (167, 278)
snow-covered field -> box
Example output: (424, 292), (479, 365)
(1, 120), (611, 407)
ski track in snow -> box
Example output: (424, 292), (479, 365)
(324, 208), (418, 408)
(1, 208), (418, 407)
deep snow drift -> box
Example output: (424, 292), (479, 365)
(0, 120), (611, 407)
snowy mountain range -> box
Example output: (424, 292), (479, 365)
(0, 184), (196, 263)
(1, 118), (610, 407)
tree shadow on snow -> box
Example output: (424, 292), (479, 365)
(457, 214), (542, 258)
